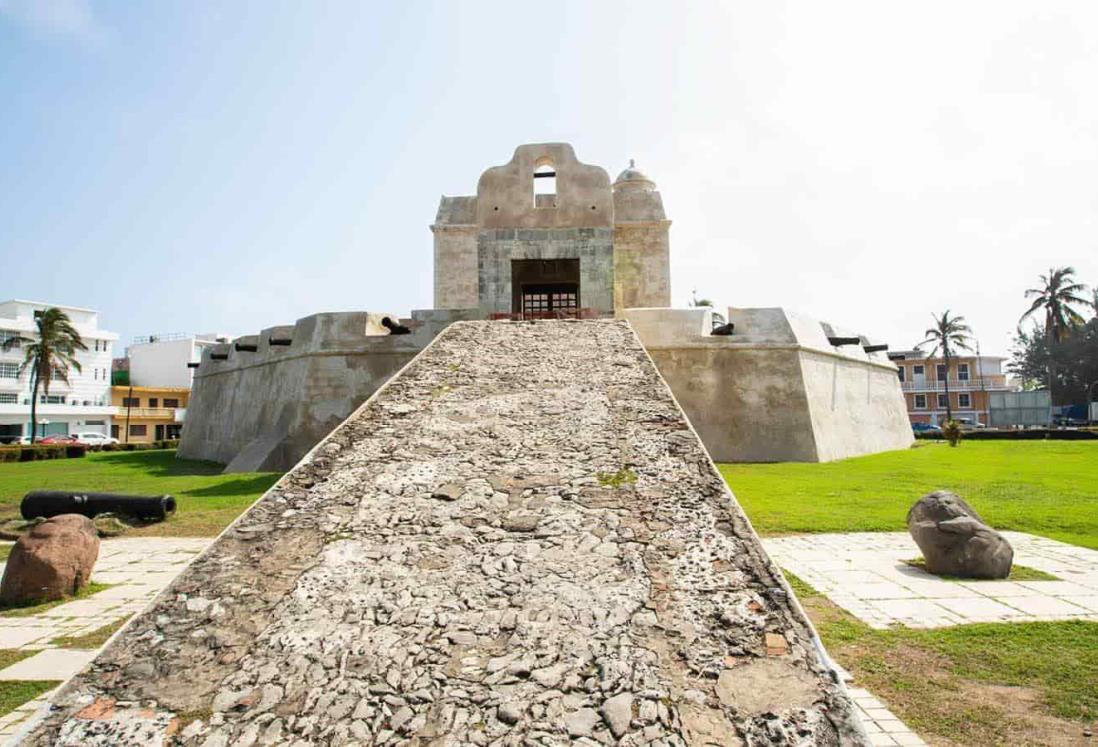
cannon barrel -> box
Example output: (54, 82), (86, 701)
(21, 491), (176, 521)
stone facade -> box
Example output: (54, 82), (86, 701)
(23, 320), (867, 745)
(431, 144), (671, 315)
(624, 307), (915, 462)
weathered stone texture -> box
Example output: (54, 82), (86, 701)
(613, 223), (671, 310)
(477, 228), (615, 315)
(27, 320), (866, 745)
(907, 490), (1014, 579)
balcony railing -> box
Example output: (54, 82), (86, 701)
(116, 407), (179, 420)
(901, 378), (1007, 392)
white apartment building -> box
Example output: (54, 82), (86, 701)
(0, 300), (118, 441)
(126, 333), (227, 388)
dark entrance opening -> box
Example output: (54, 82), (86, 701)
(511, 258), (580, 317)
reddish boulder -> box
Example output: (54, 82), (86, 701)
(0, 514), (100, 605)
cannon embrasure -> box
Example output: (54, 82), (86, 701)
(21, 491), (176, 521)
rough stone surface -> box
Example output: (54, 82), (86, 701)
(907, 490), (1014, 579)
(25, 320), (867, 745)
(0, 514), (99, 605)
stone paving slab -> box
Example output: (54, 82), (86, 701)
(846, 689), (927, 746)
(0, 649), (98, 682)
(763, 531), (1098, 629)
(22, 320), (870, 746)
(0, 538), (211, 651)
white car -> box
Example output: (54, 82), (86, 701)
(73, 432), (120, 445)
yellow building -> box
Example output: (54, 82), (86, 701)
(110, 385), (188, 443)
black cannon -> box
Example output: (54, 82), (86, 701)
(21, 491), (176, 522)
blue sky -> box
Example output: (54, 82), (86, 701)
(2, 1), (1097, 356)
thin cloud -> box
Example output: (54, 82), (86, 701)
(0, 0), (110, 46)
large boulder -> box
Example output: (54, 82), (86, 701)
(906, 491), (1013, 579)
(0, 514), (100, 605)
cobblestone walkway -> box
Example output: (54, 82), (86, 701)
(24, 320), (868, 746)
(0, 538), (210, 744)
(763, 532), (1098, 628)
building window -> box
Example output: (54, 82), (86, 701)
(937, 393), (949, 408)
(0, 330), (21, 348)
(958, 363), (970, 381)
(164, 398), (179, 408)
(40, 395), (65, 404)
(129, 424), (147, 437)
(0, 362), (19, 379)
(122, 397), (140, 407)
(936, 364), (947, 381)
(958, 393), (971, 408)
(148, 398), (158, 407)
(0, 393), (16, 404)
(897, 366), (905, 382)
(914, 394), (927, 409)
(913, 364), (925, 377)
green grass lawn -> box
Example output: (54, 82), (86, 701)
(728, 444), (1098, 743)
(0, 450), (281, 537)
(719, 441), (1098, 549)
(789, 572), (1098, 744)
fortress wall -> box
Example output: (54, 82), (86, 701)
(642, 344), (820, 461)
(799, 348), (916, 462)
(178, 309), (478, 471)
(624, 307), (914, 463)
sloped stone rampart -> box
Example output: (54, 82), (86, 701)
(23, 320), (866, 746)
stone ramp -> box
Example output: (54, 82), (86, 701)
(22, 320), (866, 746)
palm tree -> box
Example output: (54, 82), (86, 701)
(0, 308), (87, 443)
(1020, 267), (1089, 343)
(919, 310), (973, 423)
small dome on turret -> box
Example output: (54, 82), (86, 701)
(613, 159), (656, 192)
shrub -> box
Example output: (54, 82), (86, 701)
(942, 420), (963, 447)
(64, 444), (87, 459)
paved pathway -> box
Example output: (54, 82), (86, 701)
(0, 537), (211, 744)
(764, 531), (1098, 629)
(847, 688), (927, 747)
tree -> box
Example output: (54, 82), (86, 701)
(919, 310), (973, 423)
(1020, 267), (1090, 342)
(1018, 267), (1090, 400)
(1008, 318), (1098, 405)
(0, 308), (87, 443)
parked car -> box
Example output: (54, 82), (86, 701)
(912, 422), (942, 434)
(0, 435), (31, 445)
(74, 432), (119, 445)
(953, 418), (986, 430)
(37, 434), (77, 444)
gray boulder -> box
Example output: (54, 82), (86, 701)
(906, 491), (1013, 579)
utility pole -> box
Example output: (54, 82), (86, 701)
(976, 340), (988, 426)
(124, 384), (133, 444)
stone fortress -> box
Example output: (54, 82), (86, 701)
(21, 143), (913, 744)
(178, 142), (912, 472)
